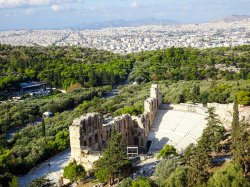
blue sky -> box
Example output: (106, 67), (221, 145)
(0, 0), (249, 30)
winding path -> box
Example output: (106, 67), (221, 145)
(18, 88), (119, 187)
(19, 149), (70, 187)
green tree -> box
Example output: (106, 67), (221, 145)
(63, 161), (86, 184)
(131, 177), (152, 187)
(94, 129), (131, 185)
(200, 107), (225, 152)
(166, 166), (187, 187)
(192, 85), (200, 102)
(54, 131), (69, 151)
(154, 159), (177, 186)
(208, 163), (250, 187)
(95, 168), (109, 184)
(157, 144), (178, 159)
(8, 176), (19, 187)
(119, 178), (132, 187)
(231, 97), (250, 174)
(182, 144), (195, 165)
(178, 93), (185, 103)
(41, 119), (46, 137)
(239, 121), (250, 175)
(29, 176), (54, 187)
(187, 144), (210, 187)
(237, 91), (250, 106)
(231, 96), (240, 162)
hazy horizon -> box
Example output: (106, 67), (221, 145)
(0, 0), (250, 30)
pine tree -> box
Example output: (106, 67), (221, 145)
(187, 143), (210, 187)
(186, 108), (224, 186)
(201, 107), (225, 152)
(94, 129), (131, 185)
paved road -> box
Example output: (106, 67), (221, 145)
(104, 89), (119, 99)
(132, 157), (159, 178)
(18, 88), (121, 187)
(19, 149), (71, 187)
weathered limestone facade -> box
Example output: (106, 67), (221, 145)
(69, 84), (161, 169)
(207, 103), (250, 129)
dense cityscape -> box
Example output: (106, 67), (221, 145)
(0, 0), (250, 186)
(0, 20), (249, 53)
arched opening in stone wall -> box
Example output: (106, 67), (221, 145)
(88, 118), (91, 132)
(106, 130), (109, 138)
(134, 137), (139, 146)
(83, 140), (87, 146)
(146, 140), (152, 152)
(95, 133), (98, 143)
(102, 140), (106, 147)
(83, 126), (86, 135)
(133, 121), (138, 129)
(141, 138), (144, 146)
(89, 137), (92, 146)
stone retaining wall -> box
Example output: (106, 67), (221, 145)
(207, 103), (250, 129)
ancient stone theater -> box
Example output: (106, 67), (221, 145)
(69, 84), (161, 169)
(69, 84), (250, 169)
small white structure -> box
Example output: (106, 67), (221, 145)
(43, 111), (54, 118)
(127, 146), (139, 158)
(132, 81), (138, 85)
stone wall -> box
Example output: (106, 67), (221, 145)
(160, 102), (249, 129)
(161, 103), (208, 115)
(69, 84), (161, 168)
(207, 103), (250, 129)
(69, 113), (103, 164)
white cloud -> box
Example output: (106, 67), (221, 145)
(25, 8), (37, 15)
(0, 0), (50, 8)
(51, 4), (64, 12)
(130, 1), (139, 8)
(0, 0), (84, 8)
(4, 12), (18, 17)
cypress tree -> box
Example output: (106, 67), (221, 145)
(231, 95), (240, 162)
(231, 96), (250, 175)
(42, 118), (46, 137)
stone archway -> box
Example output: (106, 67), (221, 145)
(141, 138), (144, 146)
(95, 133), (98, 143)
(89, 137), (92, 146)
(134, 137), (139, 146)
(146, 140), (152, 152)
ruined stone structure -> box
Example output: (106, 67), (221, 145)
(69, 84), (161, 169)
(207, 103), (250, 129)
(69, 84), (249, 170)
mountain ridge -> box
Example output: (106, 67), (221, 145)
(210, 14), (250, 23)
(72, 18), (179, 30)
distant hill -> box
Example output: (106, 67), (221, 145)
(211, 14), (250, 23)
(74, 18), (178, 30)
